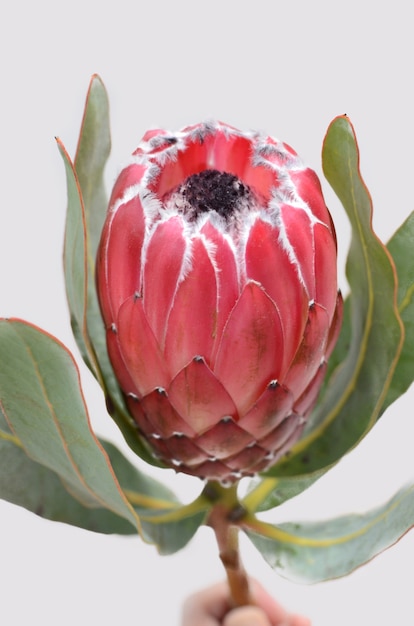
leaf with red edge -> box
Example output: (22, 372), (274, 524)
(59, 75), (162, 466)
(0, 318), (140, 528)
(0, 428), (135, 535)
(246, 115), (406, 512)
(263, 115), (404, 478)
(0, 319), (208, 551)
(244, 484), (414, 583)
(381, 211), (414, 411)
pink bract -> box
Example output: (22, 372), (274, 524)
(96, 121), (342, 483)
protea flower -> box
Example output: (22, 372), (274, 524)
(96, 121), (342, 483)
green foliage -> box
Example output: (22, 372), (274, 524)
(247, 115), (409, 513)
(244, 484), (414, 582)
(0, 318), (208, 552)
(241, 116), (414, 579)
(382, 212), (414, 411)
(60, 76), (163, 466)
(266, 115), (404, 478)
(0, 319), (139, 526)
(0, 433), (135, 535)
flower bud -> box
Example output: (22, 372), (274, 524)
(96, 121), (342, 482)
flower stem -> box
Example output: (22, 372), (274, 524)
(205, 483), (252, 608)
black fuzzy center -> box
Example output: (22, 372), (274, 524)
(175, 169), (254, 220)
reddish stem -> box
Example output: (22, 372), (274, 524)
(207, 499), (252, 607)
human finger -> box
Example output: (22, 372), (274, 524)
(181, 581), (231, 626)
(289, 614), (312, 626)
(223, 605), (272, 626)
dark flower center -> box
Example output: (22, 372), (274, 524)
(167, 169), (255, 221)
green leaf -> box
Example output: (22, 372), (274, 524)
(244, 484), (414, 583)
(263, 115), (404, 478)
(100, 440), (178, 506)
(309, 211), (414, 417)
(59, 74), (114, 386)
(0, 416), (208, 545)
(100, 440), (209, 554)
(0, 318), (208, 548)
(70, 74), (117, 398)
(0, 318), (139, 529)
(0, 433), (135, 535)
(58, 136), (91, 371)
(381, 211), (414, 410)
(137, 502), (209, 555)
(97, 439), (209, 551)
(74, 74), (111, 264)
(248, 212), (414, 512)
(241, 471), (327, 513)
(249, 211), (414, 511)
(59, 76), (162, 466)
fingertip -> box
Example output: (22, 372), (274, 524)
(248, 579), (290, 622)
(223, 606), (272, 626)
(290, 614), (312, 626)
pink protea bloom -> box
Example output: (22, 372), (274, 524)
(96, 121), (342, 483)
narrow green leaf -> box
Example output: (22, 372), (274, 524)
(71, 75), (118, 401)
(244, 484), (414, 583)
(381, 211), (414, 410)
(248, 211), (414, 510)
(58, 138), (92, 372)
(74, 74), (111, 262)
(59, 75), (112, 384)
(264, 115), (404, 478)
(59, 77), (163, 466)
(311, 211), (414, 416)
(251, 211), (414, 506)
(0, 318), (139, 530)
(61, 74), (110, 377)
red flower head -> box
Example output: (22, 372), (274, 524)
(96, 121), (342, 483)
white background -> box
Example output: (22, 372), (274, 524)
(1, 1), (414, 624)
